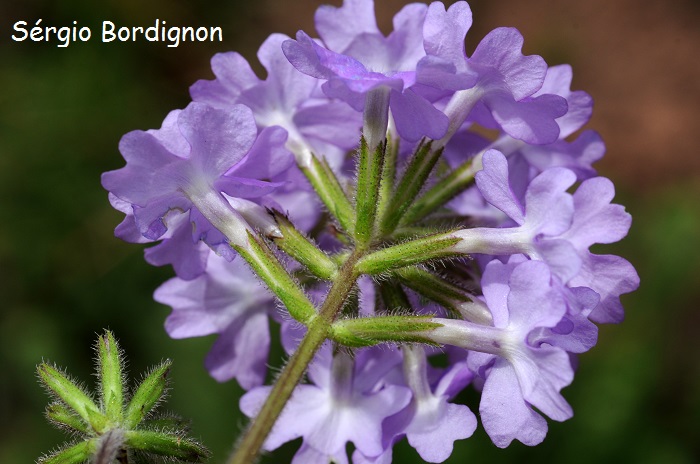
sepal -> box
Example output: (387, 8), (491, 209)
(301, 154), (355, 234)
(124, 359), (171, 429)
(45, 402), (89, 435)
(395, 266), (492, 324)
(272, 210), (338, 280)
(124, 429), (210, 462)
(331, 315), (443, 347)
(355, 234), (460, 275)
(37, 363), (102, 428)
(380, 141), (444, 235)
(401, 157), (479, 226)
(38, 331), (211, 463)
(354, 136), (386, 247)
(37, 439), (98, 464)
(234, 231), (318, 325)
(96, 330), (124, 423)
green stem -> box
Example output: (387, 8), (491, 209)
(301, 155), (355, 234)
(380, 141), (443, 235)
(400, 158), (478, 226)
(227, 251), (362, 464)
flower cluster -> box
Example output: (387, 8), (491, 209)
(102, 1), (639, 462)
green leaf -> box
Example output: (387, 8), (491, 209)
(124, 430), (210, 462)
(123, 360), (171, 429)
(96, 330), (123, 423)
(37, 363), (103, 427)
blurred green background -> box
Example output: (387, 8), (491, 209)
(1, 0), (699, 462)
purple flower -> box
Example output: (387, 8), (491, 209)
(487, 64), (604, 179)
(154, 253), (275, 389)
(503, 130), (604, 181)
(109, 187), (212, 279)
(102, 102), (292, 254)
(143, 213), (211, 280)
(425, 259), (575, 447)
(191, 33), (361, 166)
(557, 177), (640, 323)
(450, 150), (638, 314)
(240, 338), (410, 460)
(282, 0), (449, 142)
(535, 64), (593, 139)
(421, 3), (567, 145)
(474, 259), (574, 447)
(451, 149), (580, 278)
(467, 29), (567, 144)
(383, 347), (477, 463)
(418, 1), (477, 92)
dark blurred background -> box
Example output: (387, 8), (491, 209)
(1, 0), (699, 462)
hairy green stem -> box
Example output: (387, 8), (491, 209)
(227, 251), (362, 464)
(399, 158), (479, 226)
(301, 155), (355, 234)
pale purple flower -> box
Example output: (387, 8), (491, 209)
(425, 259), (575, 447)
(557, 177), (640, 323)
(417, 1), (477, 92)
(352, 447), (392, 464)
(293, 443), (348, 464)
(467, 29), (568, 144)
(154, 253), (275, 389)
(240, 339), (409, 461)
(535, 64), (593, 139)
(143, 213), (211, 280)
(450, 150), (639, 314)
(531, 285), (599, 354)
(102, 102), (292, 256)
(191, 33), (361, 166)
(473, 259), (574, 447)
(283, 0), (449, 142)
(382, 347), (476, 463)
(452, 149), (581, 280)
(469, 152), (638, 322)
(487, 64), (604, 179)
(109, 191), (212, 279)
(421, 3), (567, 145)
